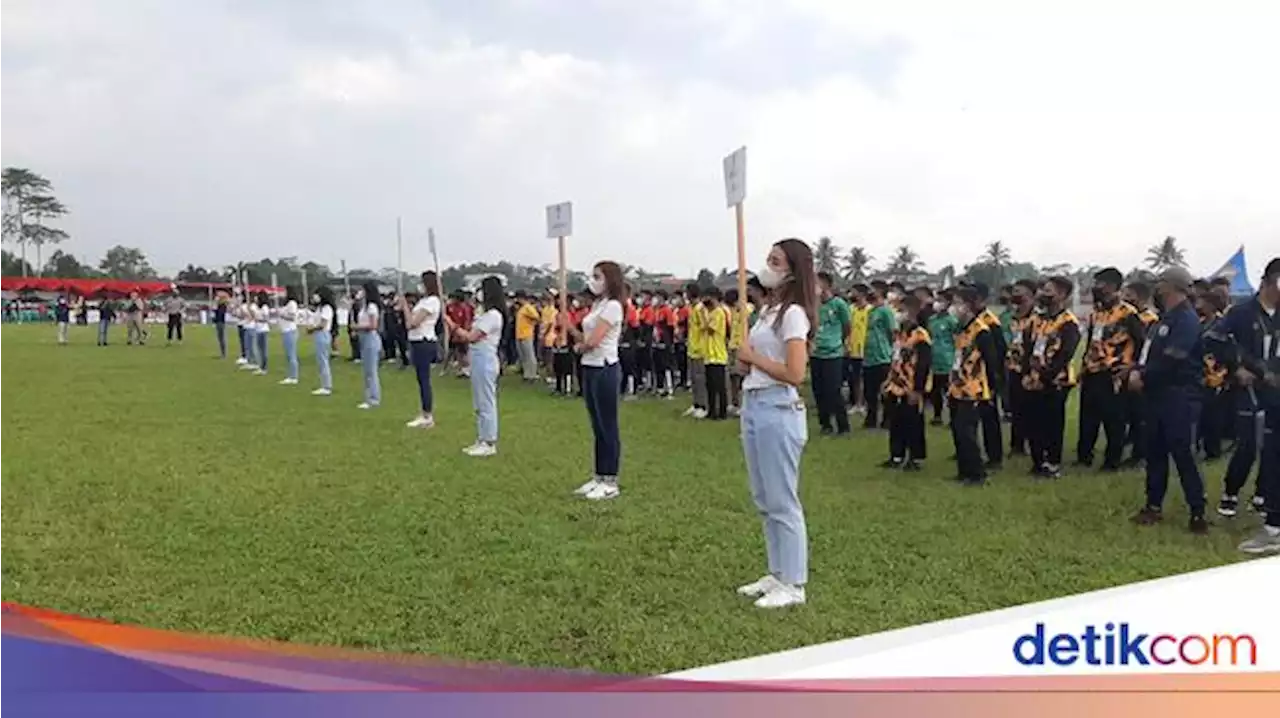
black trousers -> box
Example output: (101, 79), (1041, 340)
(1026, 388), (1069, 468)
(348, 329), (360, 360)
(1199, 387), (1230, 459)
(845, 357), (863, 408)
(811, 356), (850, 433)
(620, 345), (637, 394)
(553, 350), (574, 393)
(652, 345), (671, 392)
(929, 373), (948, 422)
(951, 400), (984, 479)
(705, 363), (728, 419)
(862, 363), (890, 428)
(1125, 389), (1147, 461)
(166, 313), (183, 341)
(888, 395), (926, 461)
(635, 343), (652, 389)
(674, 342), (688, 388)
(1007, 371), (1029, 455)
(979, 399), (1003, 465)
(1224, 403), (1265, 497)
(1077, 372), (1127, 466)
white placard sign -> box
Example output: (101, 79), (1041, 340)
(723, 146), (746, 207)
(546, 202), (573, 238)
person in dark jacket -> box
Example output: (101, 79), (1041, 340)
(1129, 267), (1210, 534)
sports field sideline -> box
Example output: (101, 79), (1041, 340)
(0, 324), (1253, 674)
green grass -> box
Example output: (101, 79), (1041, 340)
(0, 323), (1256, 674)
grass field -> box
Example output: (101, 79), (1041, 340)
(0, 322), (1259, 674)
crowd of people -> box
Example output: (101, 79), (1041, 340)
(37, 247), (1280, 607)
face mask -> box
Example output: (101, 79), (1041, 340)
(571, 299), (581, 309)
(588, 277), (605, 296)
(757, 264), (786, 289)
(932, 300), (947, 313)
(1091, 287), (1111, 305)
(1036, 294), (1054, 308)
(896, 310), (910, 325)
(887, 291), (902, 302)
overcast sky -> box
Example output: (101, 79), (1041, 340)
(3, 0), (1278, 278)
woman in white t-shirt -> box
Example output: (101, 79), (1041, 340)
(234, 294), (256, 369)
(251, 292), (271, 376)
(278, 288), (301, 385)
(403, 271), (444, 429)
(564, 261), (626, 500)
(447, 276), (505, 457)
(308, 286), (336, 395)
(353, 281), (383, 409)
(732, 239), (818, 609)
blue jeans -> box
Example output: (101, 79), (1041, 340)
(470, 349), (500, 443)
(236, 325), (248, 360)
(411, 340), (439, 413)
(359, 331), (382, 405)
(741, 385), (809, 586)
(582, 362), (622, 478)
(215, 322), (227, 358)
(255, 330), (269, 370)
(281, 330), (299, 380)
(97, 320), (110, 345)
(314, 331), (333, 390)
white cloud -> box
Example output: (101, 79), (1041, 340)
(1, 0), (1277, 280)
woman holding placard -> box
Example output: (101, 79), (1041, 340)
(447, 276), (505, 456)
(566, 261), (626, 501)
(733, 238), (817, 609)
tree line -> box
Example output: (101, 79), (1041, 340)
(4, 166), (1193, 293)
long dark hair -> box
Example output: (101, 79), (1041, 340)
(480, 276), (505, 315)
(421, 270), (441, 297)
(593, 261), (625, 302)
(255, 290), (269, 306)
(770, 238), (817, 339)
(361, 281), (381, 311)
(317, 285), (335, 309)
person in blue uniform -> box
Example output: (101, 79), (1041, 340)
(1208, 257), (1280, 554)
(1128, 267), (1210, 534)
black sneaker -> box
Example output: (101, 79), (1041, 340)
(1098, 462), (1121, 473)
(961, 474), (988, 487)
(880, 458), (904, 469)
(1131, 506), (1163, 525)
(1028, 463), (1049, 478)
(1250, 495), (1267, 513)
(903, 460), (923, 472)
(1042, 464), (1063, 480)
(1189, 514), (1210, 534)
(985, 460), (1003, 473)
(1217, 495), (1239, 518)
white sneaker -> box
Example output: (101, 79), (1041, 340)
(311, 388), (331, 396)
(406, 416), (435, 429)
(584, 482), (619, 500)
(728, 406), (741, 417)
(682, 406), (697, 417)
(754, 583), (806, 609)
(240, 363), (258, 371)
(253, 369), (267, 376)
(736, 575), (782, 597)
(573, 478), (601, 496)
(278, 378), (297, 385)
(464, 442), (497, 457)
(357, 402), (372, 410)
(235, 357), (248, 365)
(692, 408), (708, 420)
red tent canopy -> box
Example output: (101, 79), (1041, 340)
(1, 277), (283, 298)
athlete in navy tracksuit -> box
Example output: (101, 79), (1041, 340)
(1208, 257), (1280, 555)
(1129, 268), (1209, 534)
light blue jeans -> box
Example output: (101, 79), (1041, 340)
(470, 348), (500, 443)
(281, 329), (299, 380)
(359, 331), (382, 405)
(255, 330), (269, 370)
(740, 385), (809, 586)
(314, 331), (333, 390)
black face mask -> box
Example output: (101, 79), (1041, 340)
(1092, 287), (1114, 305)
(1036, 294), (1055, 308)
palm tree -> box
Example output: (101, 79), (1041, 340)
(1145, 236), (1187, 272)
(2, 168), (54, 277)
(814, 236), (841, 276)
(885, 244), (923, 279)
(982, 240), (1012, 286)
(842, 246), (873, 282)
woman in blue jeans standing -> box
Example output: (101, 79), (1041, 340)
(448, 276), (505, 457)
(403, 271), (444, 429)
(353, 281), (383, 409)
(566, 261), (625, 501)
(251, 291), (271, 376)
(732, 238), (817, 609)
(309, 286), (336, 396)
(277, 287), (301, 385)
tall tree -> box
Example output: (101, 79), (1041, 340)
(99, 245), (157, 280)
(814, 236), (842, 276)
(695, 268), (716, 288)
(842, 246), (873, 282)
(22, 195), (69, 275)
(1145, 236), (1187, 271)
(3, 249), (34, 277)
(43, 249), (97, 278)
(2, 167), (55, 277)
(981, 240), (1012, 286)
(885, 245), (923, 278)
(175, 264), (225, 283)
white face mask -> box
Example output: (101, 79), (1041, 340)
(887, 291), (903, 302)
(757, 264), (786, 289)
(932, 300), (947, 313)
(896, 310), (909, 324)
(588, 277), (605, 296)
(571, 299), (581, 309)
